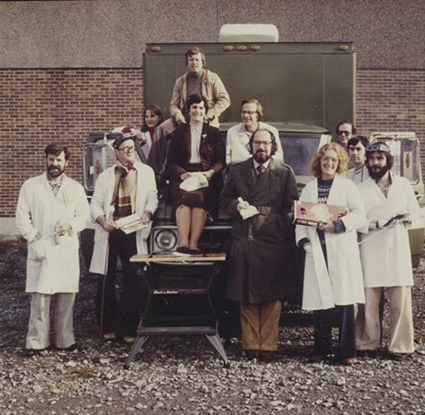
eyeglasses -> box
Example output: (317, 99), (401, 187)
(241, 110), (257, 115)
(366, 143), (390, 153)
(253, 140), (272, 146)
(337, 130), (351, 136)
(118, 146), (135, 153)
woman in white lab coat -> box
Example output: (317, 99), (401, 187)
(295, 142), (365, 365)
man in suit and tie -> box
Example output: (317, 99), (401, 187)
(219, 129), (298, 360)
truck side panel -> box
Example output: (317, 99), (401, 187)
(144, 42), (355, 135)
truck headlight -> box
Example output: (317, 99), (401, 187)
(154, 229), (178, 251)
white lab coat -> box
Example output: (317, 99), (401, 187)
(89, 161), (158, 275)
(295, 175), (366, 310)
(15, 174), (90, 294)
(226, 122), (284, 164)
(347, 165), (370, 185)
(357, 173), (419, 287)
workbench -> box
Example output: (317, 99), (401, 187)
(124, 253), (229, 368)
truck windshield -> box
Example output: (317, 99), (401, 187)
(281, 133), (328, 176)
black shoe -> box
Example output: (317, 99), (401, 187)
(243, 350), (260, 360)
(260, 351), (276, 362)
(356, 349), (377, 358)
(61, 343), (81, 352)
(23, 348), (47, 357)
(389, 352), (410, 362)
(176, 245), (190, 254)
(308, 353), (324, 363)
(188, 247), (202, 255)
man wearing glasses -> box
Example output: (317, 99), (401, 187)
(220, 129), (298, 361)
(336, 120), (356, 149)
(90, 127), (158, 345)
(226, 99), (284, 165)
(356, 142), (419, 361)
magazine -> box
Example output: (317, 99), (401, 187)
(115, 214), (148, 234)
(293, 201), (348, 226)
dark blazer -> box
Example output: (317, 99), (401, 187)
(219, 157), (299, 304)
(167, 123), (225, 180)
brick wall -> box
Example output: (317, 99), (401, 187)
(0, 69), (143, 217)
(357, 69), (425, 167)
(0, 67), (424, 218)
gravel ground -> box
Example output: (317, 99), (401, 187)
(0, 239), (424, 415)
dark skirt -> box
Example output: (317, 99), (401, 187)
(170, 163), (223, 215)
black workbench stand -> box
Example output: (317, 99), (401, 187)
(124, 253), (229, 369)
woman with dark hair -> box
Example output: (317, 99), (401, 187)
(140, 105), (164, 159)
(167, 94), (225, 254)
(295, 142), (365, 365)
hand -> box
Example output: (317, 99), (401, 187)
(103, 220), (118, 232)
(30, 234), (39, 243)
(237, 197), (250, 213)
(56, 220), (72, 236)
(174, 113), (186, 125)
(180, 172), (191, 181)
(141, 211), (152, 225)
(317, 222), (335, 233)
(97, 215), (118, 233)
(369, 221), (378, 231)
(203, 170), (214, 181)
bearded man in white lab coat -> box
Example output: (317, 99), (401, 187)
(356, 142), (419, 360)
(90, 128), (158, 344)
(16, 143), (90, 356)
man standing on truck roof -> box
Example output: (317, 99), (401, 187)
(356, 142), (419, 361)
(148, 47), (230, 181)
(336, 120), (356, 150)
(89, 127), (158, 344)
(15, 143), (90, 356)
(219, 128), (298, 361)
(347, 135), (370, 184)
(226, 98), (284, 165)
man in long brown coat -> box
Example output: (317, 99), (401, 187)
(219, 129), (298, 360)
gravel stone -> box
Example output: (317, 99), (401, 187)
(0, 240), (424, 414)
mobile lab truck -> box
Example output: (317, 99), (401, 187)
(82, 27), (355, 319)
(81, 27), (423, 350)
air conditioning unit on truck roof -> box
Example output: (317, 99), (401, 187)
(219, 24), (279, 43)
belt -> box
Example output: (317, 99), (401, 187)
(257, 206), (278, 215)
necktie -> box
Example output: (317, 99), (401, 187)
(257, 164), (266, 177)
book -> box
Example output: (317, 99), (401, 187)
(115, 214), (148, 234)
(293, 201), (348, 226)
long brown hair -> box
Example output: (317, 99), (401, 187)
(141, 105), (164, 132)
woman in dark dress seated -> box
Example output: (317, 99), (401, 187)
(167, 94), (225, 254)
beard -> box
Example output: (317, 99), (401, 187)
(47, 165), (65, 178)
(253, 150), (270, 164)
(368, 164), (390, 180)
